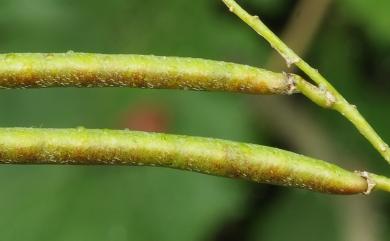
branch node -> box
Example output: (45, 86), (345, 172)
(356, 171), (376, 195)
(319, 84), (336, 107)
(283, 72), (297, 95)
(380, 143), (388, 152)
(284, 55), (300, 68)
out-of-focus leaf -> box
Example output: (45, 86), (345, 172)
(340, 0), (390, 45)
(250, 191), (342, 241)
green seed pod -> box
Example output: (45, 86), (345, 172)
(0, 128), (371, 195)
(0, 53), (296, 95)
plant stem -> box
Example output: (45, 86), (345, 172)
(222, 0), (390, 164)
(370, 173), (390, 193)
(0, 53), (296, 95)
(1, 127), (389, 194)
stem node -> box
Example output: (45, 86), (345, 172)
(356, 171), (377, 195)
(283, 72), (297, 95)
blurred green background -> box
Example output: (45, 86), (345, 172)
(0, 0), (389, 240)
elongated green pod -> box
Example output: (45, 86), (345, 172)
(0, 127), (378, 195)
(0, 53), (296, 95)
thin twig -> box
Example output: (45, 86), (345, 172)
(222, 0), (390, 164)
(266, 0), (333, 71)
(1, 127), (389, 194)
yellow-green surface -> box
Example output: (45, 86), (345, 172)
(0, 0), (389, 240)
(0, 53), (294, 94)
(0, 127), (369, 194)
